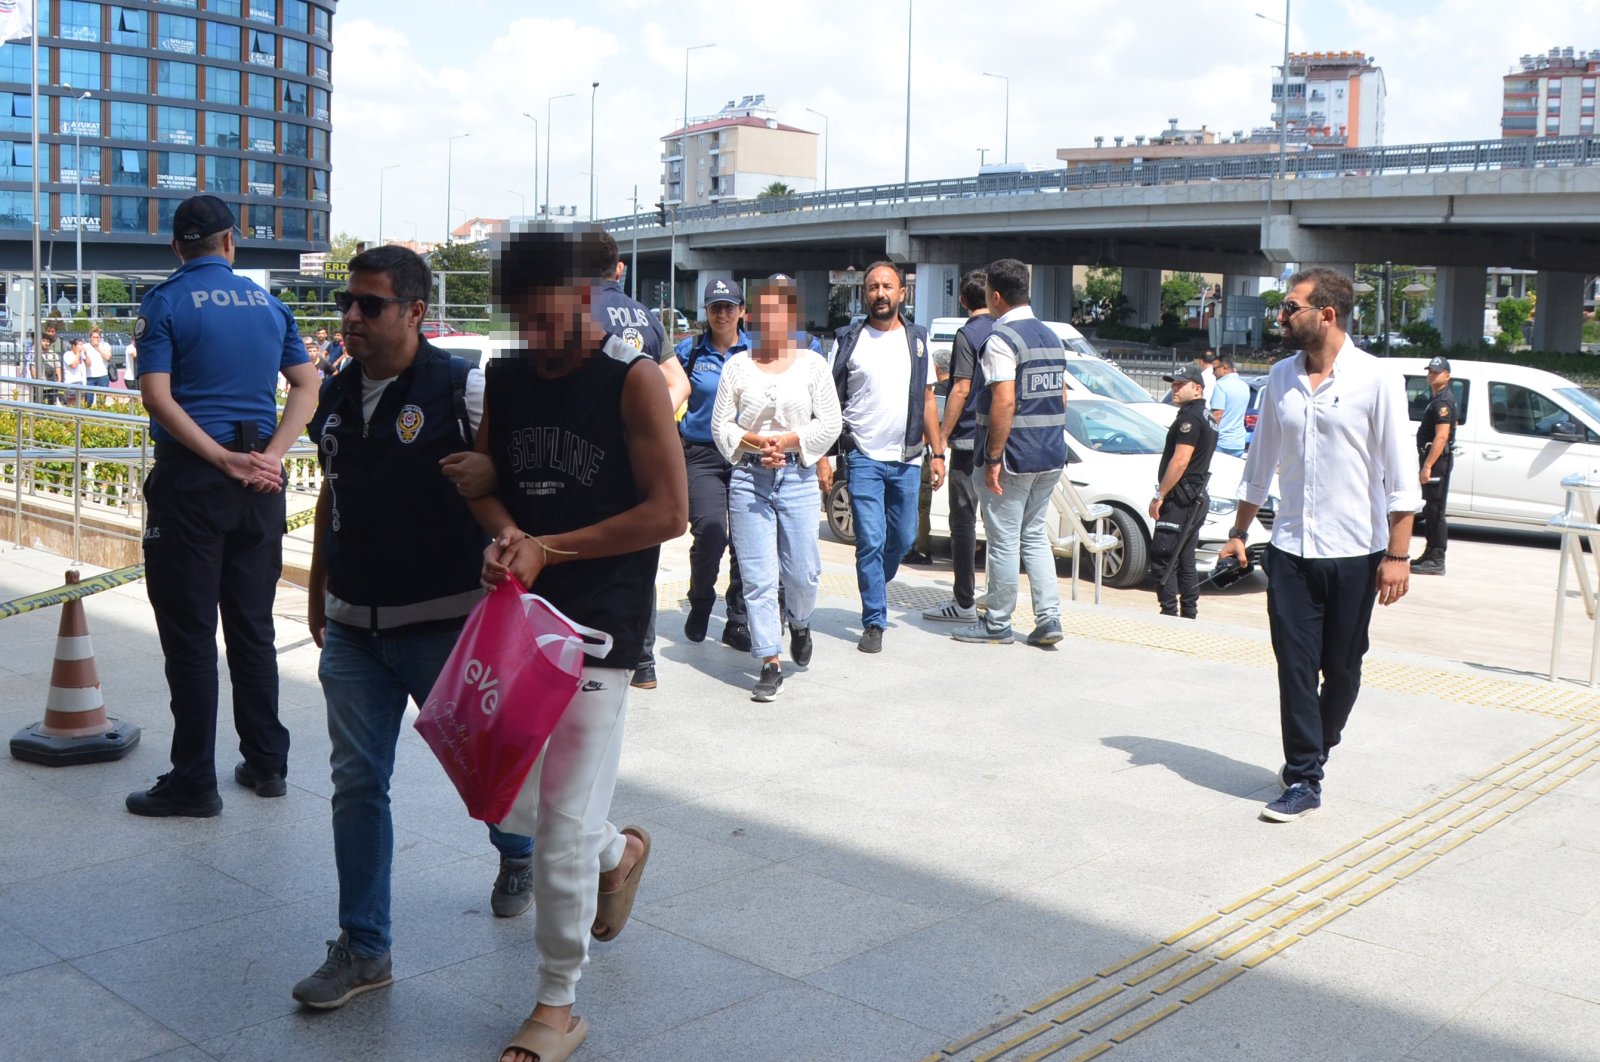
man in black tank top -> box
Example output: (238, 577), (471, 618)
(465, 224), (687, 1062)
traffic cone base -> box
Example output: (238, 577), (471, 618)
(10, 719), (141, 767)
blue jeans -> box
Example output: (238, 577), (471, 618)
(320, 619), (532, 958)
(1219, 445), (1245, 458)
(976, 466), (1063, 631)
(728, 459), (821, 658)
(846, 451), (921, 629)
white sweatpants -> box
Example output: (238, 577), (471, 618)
(498, 664), (630, 1007)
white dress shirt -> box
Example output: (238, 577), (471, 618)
(1240, 336), (1421, 559)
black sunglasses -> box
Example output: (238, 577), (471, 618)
(1278, 300), (1324, 318)
(334, 290), (417, 317)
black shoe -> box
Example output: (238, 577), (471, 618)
(490, 855), (534, 918)
(683, 605), (711, 643)
(722, 621), (752, 653)
(234, 761), (287, 798)
(1410, 557), (1445, 575)
(292, 933), (394, 1010)
(752, 663), (784, 702)
(126, 774), (222, 818)
(902, 550), (932, 566)
(630, 664), (657, 690)
(790, 626), (813, 666)
(858, 625), (884, 654)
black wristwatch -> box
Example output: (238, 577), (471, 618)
(1228, 527), (1249, 541)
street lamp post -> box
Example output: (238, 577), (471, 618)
(1255, 3), (1292, 180)
(545, 92), (573, 218)
(903, 0), (913, 202)
(683, 42), (715, 136)
(64, 84), (90, 312)
(982, 72), (1009, 164)
(977, 147), (989, 168)
(588, 82), (598, 220)
(377, 163), (399, 246)
(804, 107), (829, 193)
(521, 112), (538, 218)
(445, 132), (469, 243)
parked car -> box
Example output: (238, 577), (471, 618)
(1243, 373), (1270, 447)
(824, 397), (1272, 587)
(650, 307), (690, 335)
(426, 333), (514, 367)
(420, 322), (469, 339)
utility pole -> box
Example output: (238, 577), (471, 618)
(628, 185), (639, 300)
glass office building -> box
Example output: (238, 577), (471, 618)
(0, 0), (334, 269)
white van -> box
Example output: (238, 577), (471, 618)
(1391, 358), (1600, 530)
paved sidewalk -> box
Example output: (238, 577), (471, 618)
(2, 532), (1600, 1061)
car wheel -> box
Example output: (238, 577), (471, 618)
(1099, 506), (1150, 588)
(826, 480), (854, 545)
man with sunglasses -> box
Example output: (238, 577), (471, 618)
(292, 246), (536, 1011)
(126, 194), (319, 817)
(1219, 268), (1419, 824)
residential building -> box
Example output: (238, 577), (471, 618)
(1502, 47), (1598, 138)
(0, 0), (335, 270)
(1255, 51), (1386, 149)
(660, 95), (817, 210)
(1057, 120), (1266, 168)
(449, 217), (506, 243)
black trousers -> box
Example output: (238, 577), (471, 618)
(1420, 460), (1451, 558)
(143, 453), (289, 793)
(948, 448), (979, 609)
(1150, 493), (1207, 617)
(684, 440), (746, 623)
(1265, 546), (1381, 786)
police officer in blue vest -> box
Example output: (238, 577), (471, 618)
(126, 194), (320, 817)
(954, 258), (1067, 649)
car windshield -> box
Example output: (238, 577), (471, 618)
(1065, 359), (1156, 405)
(1066, 400), (1167, 455)
(1556, 388), (1600, 425)
(1062, 336), (1102, 358)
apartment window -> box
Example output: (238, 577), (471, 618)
(112, 148), (148, 187)
(248, 158), (274, 195)
(248, 0), (275, 23)
(247, 115), (273, 151)
(1584, 115), (1596, 129)
(155, 105), (196, 144)
(249, 30), (275, 66)
(206, 109), (239, 147)
(108, 53), (147, 93)
(1548, 97), (1561, 112)
(206, 66), (240, 104)
(205, 21), (241, 60)
(207, 154), (240, 192)
(279, 206), (305, 240)
(283, 0), (307, 32)
(281, 37), (306, 75)
(248, 72), (274, 110)
(59, 143), (99, 182)
(108, 100), (146, 138)
(1548, 80), (1563, 94)
(59, 1), (101, 43)
(279, 164), (304, 198)
(156, 151), (197, 190)
(1503, 116), (1537, 131)
(58, 49), (102, 91)
(110, 6), (145, 46)
(156, 61), (198, 99)
(281, 80), (306, 114)
(158, 13), (198, 53)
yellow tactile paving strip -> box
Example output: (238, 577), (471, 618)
(917, 722), (1600, 1062)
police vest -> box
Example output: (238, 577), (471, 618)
(976, 317), (1067, 473)
(309, 346), (486, 632)
(829, 318), (931, 462)
(593, 281), (663, 360)
(952, 314), (995, 446)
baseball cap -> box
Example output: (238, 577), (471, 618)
(1426, 356), (1451, 373)
(172, 195), (236, 242)
(703, 277), (742, 305)
(1163, 364), (1206, 386)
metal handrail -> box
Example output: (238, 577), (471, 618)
(602, 134), (1600, 232)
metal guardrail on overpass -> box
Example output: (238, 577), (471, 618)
(603, 134), (1600, 234)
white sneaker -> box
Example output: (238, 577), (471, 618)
(922, 598), (977, 622)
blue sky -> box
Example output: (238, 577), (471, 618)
(327, 0), (1597, 243)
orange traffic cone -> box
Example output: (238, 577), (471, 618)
(10, 570), (141, 766)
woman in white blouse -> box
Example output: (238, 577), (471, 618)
(710, 278), (842, 702)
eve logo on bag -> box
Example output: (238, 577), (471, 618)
(463, 658), (500, 715)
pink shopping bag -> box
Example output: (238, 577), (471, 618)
(414, 577), (612, 823)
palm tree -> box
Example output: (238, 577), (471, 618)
(756, 181), (794, 199)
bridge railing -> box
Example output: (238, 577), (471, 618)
(604, 134), (1600, 234)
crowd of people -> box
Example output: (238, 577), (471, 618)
(114, 190), (1422, 1062)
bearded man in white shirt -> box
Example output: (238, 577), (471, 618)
(1218, 268), (1420, 823)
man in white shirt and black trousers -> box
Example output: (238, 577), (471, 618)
(1219, 268), (1420, 823)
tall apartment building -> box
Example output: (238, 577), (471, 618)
(660, 95), (816, 210)
(0, 0), (335, 269)
(1256, 51), (1386, 148)
(1502, 47), (1598, 137)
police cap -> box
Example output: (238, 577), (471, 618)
(172, 195), (236, 242)
(1163, 365), (1205, 386)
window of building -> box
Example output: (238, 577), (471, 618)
(112, 148), (148, 187)
(249, 30), (275, 66)
(279, 164), (304, 198)
(281, 80), (306, 114)
(1503, 116), (1537, 131)
(155, 105), (196, 144)
(247, 115), (273, 151)
(109, 53), (148, 94)
(208, 0), (242, 16)
(311, 86), (328, 120)
(156, 60), (198, 99)
(59, 1), (101, 43)
(108, 100), (146, 138)
(247, 72), (274, 110)
(1584, 115), (1596, 129)
(283, 0), (307, 32)
(308, 126), (326, 160)
(206, 109), (239, 147)
(0, 189), (33, 229)
(311, 5), (328, 39)
(281, 37), (307, 74)
(158, 13), (198, 53)
(0, 141), (32, 181)
(109, 194), (147, 232)
(207, 154), (240, 192)
(245, 203), (273, 239)
(0, 40), (48, 84)
(60, 143), (99, 183)
(110, 6), (145, 46)
(279, 206), (305, 240)
(60, 190), (102, 231)
(205, 20), (241, 60)
(248, 0), (275, 23)
(156, 0), (198, 8)
(1548, 80), (1563, 94)
(58, 49), (102, 91)
(248, 158), (274, 195)
(310, 208), (326, 242)
(310, 166), (326, 201)
(0, 91), (33, 135)
(156, 151), (197, 190)
(206, 66), (240, 104)
(281, 121), (306, 157)
(311, 45), (328, 80)
(1547, 97), (1561, 112)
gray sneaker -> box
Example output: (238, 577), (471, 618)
(1025, 619), (1064, 647)
(292, 933), (393, 1009)
(491, 855), (534, 918)
(952, 620), (1014, 644)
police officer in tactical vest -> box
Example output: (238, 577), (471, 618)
(1150, 364), (1218, 618)
(126, 194), (320, 817)
(954, 258), (1068, 648)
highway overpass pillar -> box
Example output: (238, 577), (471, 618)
(796, 270), (830, 332)
(1030, 265), (1074, 322)
(1121, 267), (1161, 327)
(913, 263), (960, 326)
(1531, 271), (1586, 352)
(1435, 266), (1488, 350)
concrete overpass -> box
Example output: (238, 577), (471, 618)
(605, 136), (1600, 350)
